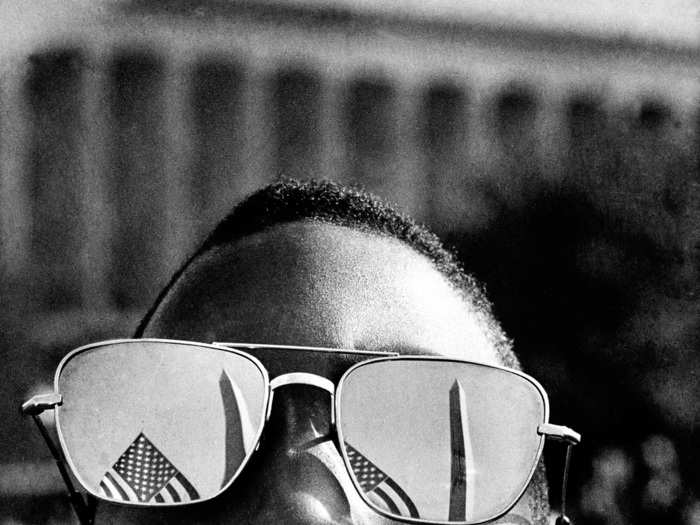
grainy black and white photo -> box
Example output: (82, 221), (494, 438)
(0, 1), (698, 524)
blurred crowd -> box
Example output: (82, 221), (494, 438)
(579, 435), (698, 525)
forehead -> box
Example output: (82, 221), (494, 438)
(144, 222), (499, 364)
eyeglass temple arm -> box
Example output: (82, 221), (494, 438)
(538, 423), (581, 525)
(537, 423), (581, 445)
(21, 394), (96, 525)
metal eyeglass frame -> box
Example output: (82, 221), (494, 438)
(22, 339), (581, 525)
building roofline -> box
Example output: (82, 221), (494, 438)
(122, 0), (700, 62)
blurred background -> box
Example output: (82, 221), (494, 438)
(0, 1), (698, 523)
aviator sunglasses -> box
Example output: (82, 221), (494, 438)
(23, 339), (581, 525)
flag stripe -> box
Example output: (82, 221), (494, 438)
(384, 477), (419, 518)
(346, 442), (419, 519)
(171, 477), (188, 500)
(166, 483), (181, 502)
(104, 471), (130, 501)
(112, 470), (140, 502)
(99, 480), (113, 499)
(372, 486), (400, 515)
(154, 494), (165, 503)
(157, 487), (174, 503)
(175, 471), (200, 500)
(100, 473), (120, 500)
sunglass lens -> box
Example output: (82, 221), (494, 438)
(56, 341), (267, 505)
(338, 360), (546, 523)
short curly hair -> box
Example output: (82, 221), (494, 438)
(135, 178), (516, 367)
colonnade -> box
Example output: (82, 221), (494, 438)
(0, 42), (696, 314)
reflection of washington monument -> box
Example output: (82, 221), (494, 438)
(219, 370), (255, 486)
(449, 380), (474, 521)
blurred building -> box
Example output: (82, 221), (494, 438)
(0, 0), (698, 521)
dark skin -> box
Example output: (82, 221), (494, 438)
(94, 221), (537, 524)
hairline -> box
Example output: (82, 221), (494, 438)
(139, 217), (517, 368)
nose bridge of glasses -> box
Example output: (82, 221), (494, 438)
(267, 372), (336, 426)
(269, 372), (335, 393)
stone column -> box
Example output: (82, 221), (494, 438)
(239, 63), (275, 193)
(392, 82), (427, 222)
(161, 54), (196, 276)
(318, 72), (346, 183)
(78, 49), (112, 311)
(0, 58), (31, 285)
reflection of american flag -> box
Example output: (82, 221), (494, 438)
(98, 433), (199, 503)
(345, 443), (419, 519)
